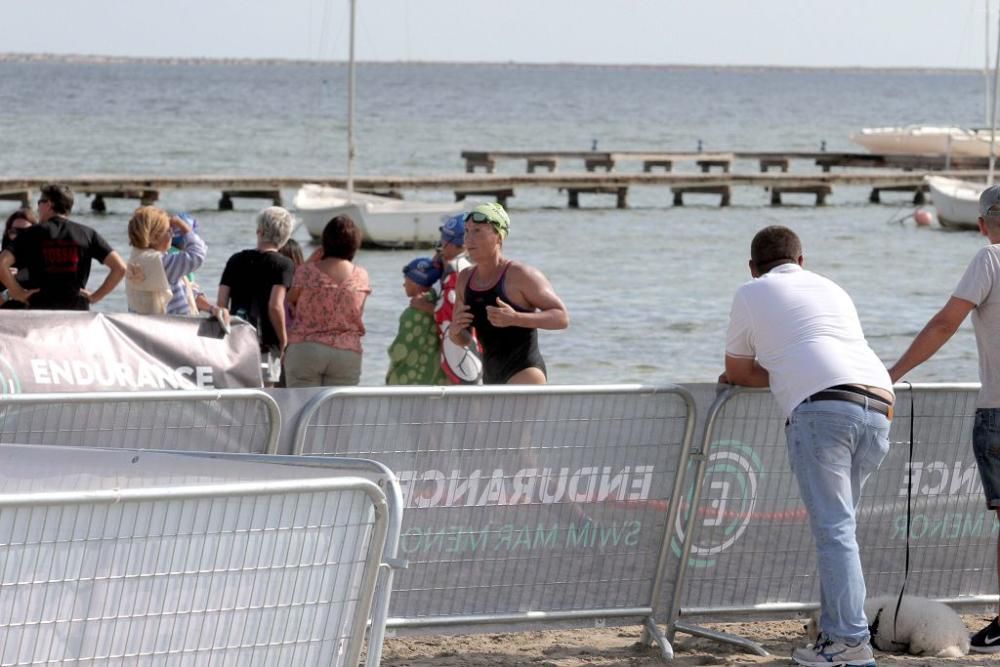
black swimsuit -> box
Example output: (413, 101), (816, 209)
(465, 263), (546, 384)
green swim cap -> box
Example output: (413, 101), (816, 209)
(466, 203), (511, 239)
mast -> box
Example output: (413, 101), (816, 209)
(987, 0), (992, 125)
(990, 0), (1000, 184)
(346, 0), (357, 195)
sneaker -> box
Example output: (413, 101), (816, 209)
(791, 634), (876, 667)
(971, 616), (1000, 653)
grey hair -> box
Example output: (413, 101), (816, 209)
(256, 206), (294, 247)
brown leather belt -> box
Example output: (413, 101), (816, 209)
(802, 386), (893, 420)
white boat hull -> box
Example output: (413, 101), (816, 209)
(852, 126), (998, 157)
(926, 175), (984, 230)
(293, 185), (474, 249)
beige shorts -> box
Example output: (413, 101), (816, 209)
(284, 342), (362, 387)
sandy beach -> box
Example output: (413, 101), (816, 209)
(382, 614), (999, 666)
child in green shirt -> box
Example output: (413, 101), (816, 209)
(386, 257), (448, 385)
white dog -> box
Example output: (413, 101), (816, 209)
(805, 595), (969, 658)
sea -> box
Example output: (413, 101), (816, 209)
(0, 59), (991, 386)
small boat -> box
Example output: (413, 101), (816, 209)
(294, 185), (472, 248)
(925, 175), (983, 230)
(923, 3), (1000, 230)
(293, 0), (471, 249)
(850, 126), (995, 157)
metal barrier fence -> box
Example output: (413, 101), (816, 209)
(185, 451), (406, 667)
(292, 385), (696, 658)
(0, 445), (391, 666)
(670, 383), (997, 651)
(0, 390), (280, 454)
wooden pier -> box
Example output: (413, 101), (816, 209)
(461, 149), (991, 174)
(0, 162), (986, 212)
(456, 149), (986, 206)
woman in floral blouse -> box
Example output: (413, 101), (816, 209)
(284, 216), (371, 386)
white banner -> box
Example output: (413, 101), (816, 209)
(0, 311), (262, 392)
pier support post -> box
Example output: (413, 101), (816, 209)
(463, 153), (496, 173)
(86, 189), (158, 211)
(869, 185), (927, 205)
(526, 158), (558, 173)
(759, 158), (789, 172)
(0, 191), (30, 207)
(217, 190), (283, 210)
(643, 160), (673, 172)
(584, 155), (615, 171)
(455, 188), (514, 208)
(671, 186), (730, 207)
(771, 186), (832, 206)
(465, 160), (496, 173)
(564, 187), (627, 209)
(698, 159), (732, 173)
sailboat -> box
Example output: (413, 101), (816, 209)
(293, 0), (474, 248)
(926, 3), (1000, 230)
(295, 185), (472, 248)
(851, 126), (996, 157)
(854, 3), (996, 159)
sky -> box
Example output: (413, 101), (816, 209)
(3, 0), (998, 69)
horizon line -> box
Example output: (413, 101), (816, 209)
(0, 51), (986, 75)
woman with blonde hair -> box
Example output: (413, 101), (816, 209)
(125, 206), (172, 314)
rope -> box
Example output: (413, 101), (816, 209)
(884, 206), (916, 226)
(890, 381), (915, 649)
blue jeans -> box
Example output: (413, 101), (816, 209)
(786, 399), (891, 644)
(973, 408), (1000, 507)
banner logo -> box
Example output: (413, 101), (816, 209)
(397, 465), (656, 508)
(673, 441), (762, 567)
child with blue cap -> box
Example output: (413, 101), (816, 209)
(439, 212), (465, 248)
(386, 257), (448, 385)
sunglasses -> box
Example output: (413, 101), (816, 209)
(467, 211), (496, 224)
(36, 198), (49, 206)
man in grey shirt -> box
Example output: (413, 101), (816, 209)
(889, 184), (1000, 654)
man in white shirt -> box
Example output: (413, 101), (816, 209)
(889, 185), (1000, 654)
(722, 225), (893, 667)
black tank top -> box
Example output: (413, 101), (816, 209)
(465, 263), (546, 384)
